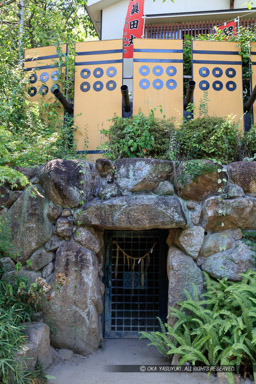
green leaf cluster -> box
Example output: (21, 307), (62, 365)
(101, 112), (256, 163)
(100, 110), (176, 159)
(0, 278), (37, 384)
(140, 270), (256, 383)
(177, 116), (241, 163)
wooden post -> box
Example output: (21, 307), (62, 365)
(230, 0), (234, 9)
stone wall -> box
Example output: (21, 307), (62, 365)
(1, 158), (256, 355)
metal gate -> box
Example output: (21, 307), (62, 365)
(104, 230), (168, 338)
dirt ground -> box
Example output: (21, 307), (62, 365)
(46, 339), (252, 384)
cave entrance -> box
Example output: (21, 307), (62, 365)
(103, 230), (168, 338)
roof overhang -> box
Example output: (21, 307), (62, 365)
(145, 7), (256, 24)
(86, 0), (121, 38)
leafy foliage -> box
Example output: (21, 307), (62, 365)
(140, 270), (256, 383)
(0, 0), (93, 187)
(177, 116), (241, 163)
(100, 110), (176, 159)
(101, 112), (256, 163)
(0, 278), (35, 384)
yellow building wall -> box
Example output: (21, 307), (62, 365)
(74, 40), (123, 159)
(24, 45), (67, 114)
(133, 39), (183, 124)
(192, 41), (244, 131)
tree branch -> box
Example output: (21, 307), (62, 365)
(0, 0), (17, 8)
(1, 20), (18, 23)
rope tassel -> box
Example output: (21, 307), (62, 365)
(113, 241), (157, 291)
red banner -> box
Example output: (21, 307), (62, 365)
(123, 0), (145, 58)
(215, 21), (237, 38)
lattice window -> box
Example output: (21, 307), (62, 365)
(145, 18), (256, 39)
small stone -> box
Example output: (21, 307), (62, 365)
(15, 166), (42, 180)
(47, 202), (62, 222)
(226, 183), (245, 198)
(46, 273), (54, 283)
(28, 248), (55, 271)
(217, 372), (229, 384)
(30, 176), (39, 184)
(200, 232), (235, 257)
(61, 208), (72, 217)
(166, 229), (179, 247)
(98, 182), (119, 200)
(45, 235), (63, 252)
(42, 262), (54, 279)
(24, 322), (53, 369)
(186, 201), (197, 210)
(96, 159), (114, 177)
(16, 341), (38, 371)
(228, 228), (243, 241)
(171, 354), (180, 365)
(175, 226), (205, 258)
(2, 269), (41, 285)
(190, 203), (202, 226)
(31, 312), (44, 322)
(0, 207), (8, 218)
(58, 348), (74, 361)
(0, 257), (16, 273)
(74, 227), (103, 253)
(153, 181), (174, 196)
(56, 217), (73, 239)
(0, 186), (21, 208)
(50, 346), (60, 363)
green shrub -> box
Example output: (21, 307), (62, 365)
(100, 110), (176, 160)
(242, 126), (256, 159)
(140, 270), (256, 383)
(101, 112), (246, 163)
(0, 279), (35, 384)
(178, 116), (241, 163)
(0, 217), (15, 259)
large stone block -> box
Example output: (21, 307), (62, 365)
(228, 162), (256, 194)
(203, 196), (256, 231)
(173, 160), (222, 201)
(74, 227), (103, 253)
(115, 158), (173, 193)
(43, 240), (104, 355)
(174, 226), (205, 258)
(167, 246), (204, 323)
(75, 195), (187, 230)
(200, 229), (242, 257)
(200, 241), (254, 281)
(39, 159), (96, 208)
(5, 186), (52, 263)
(20, 322), (53, 370)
